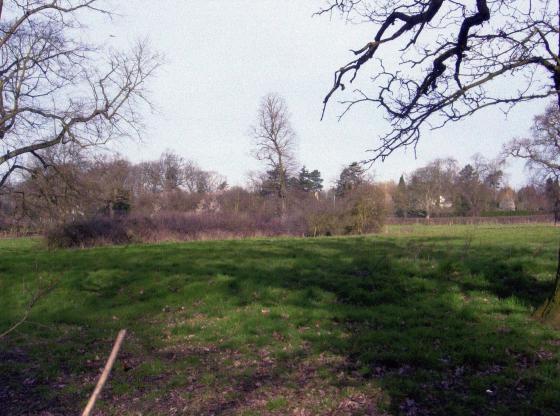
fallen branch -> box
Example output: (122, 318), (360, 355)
(0, 279), (57, 339)
(82, 329), (127, 416)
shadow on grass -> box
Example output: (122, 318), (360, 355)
(1, 231), (559, 415)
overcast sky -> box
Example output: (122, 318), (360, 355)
(94, 0), (545, 188)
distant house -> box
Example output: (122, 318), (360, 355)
(499, 198), (516, 211)
(439, 195), (453, 209)
(498, 188), (516, 211)
(427, 195), (452, 210)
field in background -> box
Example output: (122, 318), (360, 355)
(1, 224), (560, 415)
(386, 214), (554, 226)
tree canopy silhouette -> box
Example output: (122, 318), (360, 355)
(320, 0), (560, 160)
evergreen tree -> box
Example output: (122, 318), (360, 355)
(336, 162), (365, 196)
(454, 164), (478, 216)
(260, 169), (282, 197)
(297, 166), (324, 193)
(394, 175), (408, 217)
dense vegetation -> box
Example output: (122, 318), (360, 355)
(1, 225), (560, 415)
(2, 147), (556, 246)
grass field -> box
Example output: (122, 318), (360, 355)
(1, 224), (560, 415)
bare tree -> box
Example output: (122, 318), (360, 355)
(135, 160), (165, 194)
(0, 0), (160, 188)
(505, 103), (560, 219)
(505, 103), (560, 181)
(132, 152), (226, 197)
(161, 151), (186, 191)
(89, 155), (134, 217)
(10, 150), (136, 226)
(250, 93), (297, 216)
(471, 153), (505, 208)
(408, 158), (457, 219)
(16, 150), (93, 225)
(183, 160), (226, 194)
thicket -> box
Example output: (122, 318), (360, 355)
(45, 213), (304, 248)
(45, 184), (386, 248)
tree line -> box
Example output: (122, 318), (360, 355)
(392, 156), (557, 219)
(0, 144), (555, 238)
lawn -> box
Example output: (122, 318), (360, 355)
(1, 224), (560, 415)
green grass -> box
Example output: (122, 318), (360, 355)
(1, 224), (560, 415)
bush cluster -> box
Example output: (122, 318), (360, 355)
(46, 212), (309, 248)
(46, 217), (132, 248)
(306, 185), (386, 236)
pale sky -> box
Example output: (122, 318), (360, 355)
(93, 0), (543, 188)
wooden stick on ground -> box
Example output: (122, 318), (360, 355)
(82, 329), (127, 416)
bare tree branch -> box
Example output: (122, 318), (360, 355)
(0, 1), (161, 187)
(321, 0), (560, 161)
(0, 277), (57, 339)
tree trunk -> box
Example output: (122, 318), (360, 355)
(537, 2), (560, 326)
(534, 244), (560, 327)
(278, 159), (287, 217)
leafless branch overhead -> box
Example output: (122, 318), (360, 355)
(321, 0), (560, 161)
(0, 1), (161, 187)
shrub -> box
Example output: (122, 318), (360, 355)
(345, 185), (386, 234)
(46, 217), (132, 248)
(305, 185), (386, 236)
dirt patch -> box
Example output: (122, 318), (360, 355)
(97, 343), (387, 416)
(0, 348), (79, 416)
